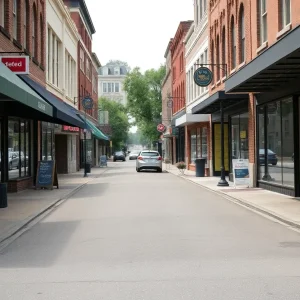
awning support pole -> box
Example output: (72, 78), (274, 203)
(218, 100), (229, 187)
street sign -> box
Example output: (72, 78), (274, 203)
(157, 123), (166, 133)
(82, 97), (94, 110)
(194, 67), (213, 87)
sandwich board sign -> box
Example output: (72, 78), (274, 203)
(35, 160), (59, 190)
(232, 159), (250, 187)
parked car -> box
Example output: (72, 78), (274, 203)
(259, 149), (278, 166)
(136, 150), (162, 172)
(129, 150), (140, 160)
(113, 151), (126, 162)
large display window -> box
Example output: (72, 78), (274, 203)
(41, 122), (55, 161)
(190, 126), (208, 164)
(257, 97), (294, 188)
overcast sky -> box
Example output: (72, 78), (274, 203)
(85, 0), (194, 73)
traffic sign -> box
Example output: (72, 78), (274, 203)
(157, 123), (166, 133)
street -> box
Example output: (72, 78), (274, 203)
(1, 160), (300, 299)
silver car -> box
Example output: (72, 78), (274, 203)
(136, 150), (162, 172)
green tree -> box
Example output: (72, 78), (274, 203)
(99, 97), (130, 150)
(123, 66), (166, 144)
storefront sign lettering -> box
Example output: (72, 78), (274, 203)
(62, 125), (80, 132)
(194, 67), (213, 87)
(38, 102), (46, 111)
(1, 56), (29, 74)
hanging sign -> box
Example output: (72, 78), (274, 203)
(232, 159), (250, 186)
(82, 97), (94, 110)
(157, 123), (166, 133)
(35, 160), (59, 190)
(194, 67), (213, 87)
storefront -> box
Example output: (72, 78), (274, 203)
(225, 25), (300, 196)
(0, 63), (54, 192)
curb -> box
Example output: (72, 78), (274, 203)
(0, 168), (109, 247)
(166, 169), (300, 230)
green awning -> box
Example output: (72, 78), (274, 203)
(0, 63), (53, 116)
(85, 118), (110, 141)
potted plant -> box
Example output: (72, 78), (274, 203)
(176, 161), (186, 175)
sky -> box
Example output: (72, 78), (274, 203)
(85, 0), (194, 73)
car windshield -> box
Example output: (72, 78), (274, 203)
(259, 149), (275, 154)
(140, 152), (159, 157)
(115, 152), (123, 155)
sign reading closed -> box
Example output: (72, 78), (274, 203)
(0, 56), (29, 74)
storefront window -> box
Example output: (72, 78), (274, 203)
(41, 122), (55, 160)
(8, 119), (31, 179)
(190, 126), (208, 164)
(81, 139), (93, 164)
(258, 97), (294, 188)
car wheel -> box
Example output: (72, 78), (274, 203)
(136, 168), (140, 172)
(157, 168), (162, 173)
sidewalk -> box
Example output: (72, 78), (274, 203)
(164, 163), (300, 229)
(0, 166), (109, 245)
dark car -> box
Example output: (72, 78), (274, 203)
(259, 149), (278, 166)
(113, 151), (126, 162)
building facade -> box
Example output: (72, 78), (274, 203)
(170, 21), (193, 163)
(98, 61), (130, 106)
(184, 0), (211, 174)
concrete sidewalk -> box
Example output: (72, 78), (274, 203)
(164, 163), (300, 229)
(0, 166), (109, 245)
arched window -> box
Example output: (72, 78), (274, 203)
(32, 4), (37, 58)
(24, 0), (29, 49)
(211, 40), (215, 84)
(280, 0), (291, 29)
(221, 27), (226, 77)
(239, 5), (245, 63)
(0, 0), (5, 27)
(13, 0), (18, 40)
(231, 16), (236, 70)
(40, 14), (44, 65)
(216, 35), (220, 81)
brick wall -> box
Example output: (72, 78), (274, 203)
(7, 177), (33, 193)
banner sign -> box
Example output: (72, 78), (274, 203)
(232, 159), (250, 186)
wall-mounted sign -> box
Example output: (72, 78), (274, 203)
(167, 100), (173, 108)
(194, 67), (213, 87)
(0, 56), (29, 74)
(82, 97), (94, 110)
(157, 123), (166, 133)
(62, 125), (80, 132)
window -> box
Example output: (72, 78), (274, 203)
(103, 83), (107, 93)
(216, 35), (220, 81)
(211, 40), (214, 83)
(24, 1), (28, 48)
(239, 6), (245, 63)
(281, 0), (291, 29)
(204, 48), (208, 90)
(41, 122), (55, 161)
(65, 52), (75, 99)
(231, 16), (236, 69)
(32, 5), (37, 58)
(221, 27), (226, 77)
(258, 98), (294, 188)
(40, 15), (44, 66)
(115, 82), (120, 92)
(48, 29), (61, 87)
(8, 119), (31, 179)
(86, 59), (91, 80)
(13, 0), (17, 40)
(258, 0), (267, 44)
(108, 82), (112, 93)
(190, 129), (197, 163)
(190, 126), (208, 164)
(0, 0), (4, 27)
(80, 48), (84, 72)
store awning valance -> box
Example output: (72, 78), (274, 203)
(85, 118), (110, 141)
(0, 63), (53, 117)
(19, 75), (85, 128)
(225, 25), (300, 93)
(192, 91), (248, 114)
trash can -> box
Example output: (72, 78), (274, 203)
(85, 163), (91, 174)
(195, 158), (206, 177)
(0, 183), (8, 208)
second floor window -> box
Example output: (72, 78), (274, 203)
(0, 0), (4, 27)
(239, 5), (245, 63)
(231, 16), (236, 70)
(258, 0), (267, 44)
(32, 5), (37, 58)
(80, 48), (84, 72)
(281, 0), (291, 29)
(86, 59), (91, 80)
(24, 2), (27, 48)
(13, 0), (17, 40)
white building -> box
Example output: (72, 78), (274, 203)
(98, 61), (130, 106)
(46, 0), (80, 174)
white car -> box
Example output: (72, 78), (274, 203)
(129, 150), (140, 160)
(136, 150), (162, 172)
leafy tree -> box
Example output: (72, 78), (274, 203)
(123, 66), (166, 144)
(99, 97), (130, 150)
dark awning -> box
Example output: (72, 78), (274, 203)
(0, 63), (53, 117)
(171, 109), (186, 126)
(192, 91), (248, 114)
(225, 25), (300, 93)
(19, 75), (85, 128)
(79, 116), (109, 141)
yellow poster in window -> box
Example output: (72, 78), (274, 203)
(214, 123), (229, 172)
(240, 130), (247, 139)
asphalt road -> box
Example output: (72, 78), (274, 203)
(1, 160), (300, 299)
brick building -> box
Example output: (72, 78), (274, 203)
(170, 21), (193, 163)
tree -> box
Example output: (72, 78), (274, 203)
(99, 97), (130, 150)
(123, 65), (166, 144)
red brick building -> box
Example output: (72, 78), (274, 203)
(170, 21), (193, 162)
